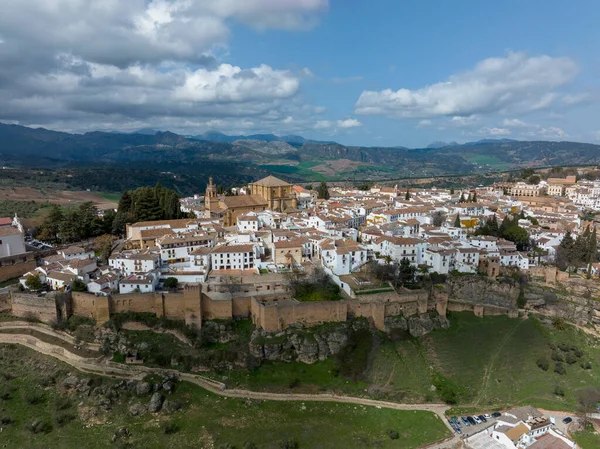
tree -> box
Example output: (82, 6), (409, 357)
(450, 188), (455, 195)
(396, 258), (416, 287)
(521, 168), (535, 179)
(431, 211), (446, 227)
(25, 275), (42, 291)
(94, 234), (115, 264)
(527, 174), (541, 185)
(71, 279), (87, 292)
(37, 205), (64, 242)
(304, 184), (313, 190)
(163, 277), (178, 290)
(357, 183), (372, 191)
(472, 192), (477, 202)
(317, 181), (330, 200)
(503, 225), (530, 251)
(576, 388), (600, 426)
(454, 214), (461, 228)
(118, 190), (132, 214)
(405, 189), (411, 200)
(556, 231), (575, 271)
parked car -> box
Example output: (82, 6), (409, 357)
(478, 415), (487, 422)
(562, 417), (573, 424)
(467, 416), (476, 425)
(484, 414), (492, 420)
(454, 425), (462, 435)
(461, 416), (470, 426)
(491, 412), (502, 418)
(472, 416), (482, 424)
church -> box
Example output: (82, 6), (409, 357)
(205, 175), (297, 226)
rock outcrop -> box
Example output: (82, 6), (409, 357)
(249, 320), (368, 364)
(384, 312), (450, 337)
(446, 276), (520, 309)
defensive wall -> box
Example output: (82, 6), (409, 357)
(0, 252), (36, 283)
(5, 272), (559, 331)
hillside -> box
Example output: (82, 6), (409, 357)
(2, 123), (600, 193)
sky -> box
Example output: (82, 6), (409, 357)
(0, 0), (599, 148)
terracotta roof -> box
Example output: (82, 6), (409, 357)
(504, 423), (530, 442)
(211, 244), (254, 254)
(222, 195), (268, 208)
(251, 175), (290, 187)
(0, 227), (21, 236)
(60, 246), (85, 255)
(140, 228), (175, 239)
(527, 434), (572, 449)
(46, 271), (76, 283)
(0, 218), (13, 226)
(274, 238), (307, 249)
(131, 218), (198, 228)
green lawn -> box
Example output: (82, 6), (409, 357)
(0, 344), (450, 449)
(97, 191), (121, 202)
(573, 425), (600, 449)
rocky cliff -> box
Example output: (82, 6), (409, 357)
(445, 275), (520, 310)
(384, 312), (450, 337)
(524, 280), (600, 326)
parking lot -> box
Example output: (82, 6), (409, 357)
(447, 412), (500, 437)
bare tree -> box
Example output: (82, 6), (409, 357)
(576, 388), (600, 426)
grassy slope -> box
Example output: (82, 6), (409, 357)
(0, 344), (449, 449)
(573, 426), (600, 449)
(223, 313), (600, 411)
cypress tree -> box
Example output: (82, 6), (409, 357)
(118, 190), (132, 213)
(454, 214), (461, 228)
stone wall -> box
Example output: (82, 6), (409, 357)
(0, 292), (10, 312)
(446, 275), (520, 310)
(0, 256), (36, 283)
(10, 292), (59, 322)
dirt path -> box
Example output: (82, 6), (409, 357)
(475, 318), (524, 406)
(121, 321), (193, 346)
(0, 327), (458, 448)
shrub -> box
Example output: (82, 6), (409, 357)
(565, 353), (578, 365)
(24, 391), (45, 405)
(552, 318), (566, 330)
(387, 429), (399, 440)
(548, 342), (557, 350)
(163, 277), (178, 290)
(0, 392), (12, 400)
(289, 378), (300, 389)
(536, 357), (549, 371)
(0, 416), (11, 425)
(243, 443), (258, 449)
(557, 343), (570, 352)
(278, 440), (299, 449)
(581, 361), (592, 370)
(22, 311), (38, 323)
(67, 315), (96, 332)
(554, 362), (566, 375)
(54, 396), (72, 411)
(573, 347), (584, 358)
(55, 412), (76, 426)
(27, 419), (52, 434)
(554, 385), (565, 396)
(163, 421), (179, 435)
(551, 351), (564, 362)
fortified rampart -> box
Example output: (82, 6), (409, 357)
(7, 269), (597, 331)
(0, 253), (37, 283)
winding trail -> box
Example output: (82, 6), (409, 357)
(0, 322), (460, 448)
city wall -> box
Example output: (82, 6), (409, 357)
(4, 273), (540, 331)
(0, 252), (36, 283)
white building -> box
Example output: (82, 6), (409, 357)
(109, 252), (160, 276)
(210, 244), (258, 272)
(119, 272), (159, 294)
(0, 215), (26, 258)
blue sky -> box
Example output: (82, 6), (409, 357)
(1, 0), (599, 147)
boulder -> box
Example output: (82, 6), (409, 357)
(129, 403), (146, 417)
(62, 376), (79, 388)
(162, 399), (182, 414)
(162, 381), (174, 394)
(135, 382), (152, 396)
(148, 392), (164, 413)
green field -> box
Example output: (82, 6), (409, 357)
(462, 154), (512, 171)
(573, 425), (600, 449)
(220, 313), (600, 411)
(98, 192), (122, 202)
(0, 345), (449, 448)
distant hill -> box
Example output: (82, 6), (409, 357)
(427, 141), (459, 149)
(2, 123), (600, 189)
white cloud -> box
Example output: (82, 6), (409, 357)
(0, 0), (328, 133)
(282, 116), (294, 124)
(313, 118), (362, 131)
(337, 118), (362, 128)
(501, 118), (531, 128)
(479, 127), (512, 136)
(417, 119), (432, 127)
(522, 126), (568, 139)
(355, 52), (579, 118)
(449, 115), (481, 127)
(314, 120), (333, 129)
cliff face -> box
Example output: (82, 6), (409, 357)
(524, 281), (600, 326)
(445, 276), (520, 310)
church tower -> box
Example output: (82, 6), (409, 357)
(205, 177), (219, 214)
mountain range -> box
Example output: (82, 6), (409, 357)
(2, 123), (600, 193)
